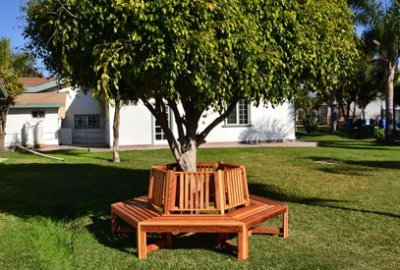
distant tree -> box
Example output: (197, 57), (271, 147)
(357, 59), (385, 117)
(0, 38), (36, 150)
(334, 55), (384, 122)
(25, 0), (359, 170)
(348, 0), (379, 25)
(363, 0), (400, 144)
(295, 87), (322, 134)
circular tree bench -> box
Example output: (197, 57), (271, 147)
(111, 162), (288, 260)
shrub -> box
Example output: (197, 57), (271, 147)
(300, 109), (319, 134)
(374, 128), (385, 143)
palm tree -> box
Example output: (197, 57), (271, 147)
(363, 0), (400, 144)
(0, 38), (35, 150)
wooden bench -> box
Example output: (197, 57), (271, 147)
(111, 162), (288, 260)
(111, 194), (288, 260)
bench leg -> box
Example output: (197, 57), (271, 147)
(282, 210), (288, 238)
(237, 226), (248, 260)
(217, 233), (230, 245)
(111, 212), (117, 233)
(137, 225), (147, 259)
(163, 233), (173, 248)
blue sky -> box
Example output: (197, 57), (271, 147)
(0, 0), (49, 75)
(0, 0), (28, 53)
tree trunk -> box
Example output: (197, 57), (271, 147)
(112, 98), (121, 162)
(330, 92), (337, 133)
(385, 63), (395, 145)
(0, 132), (5, 151)
(177, 139), (197, 171)
(339, 102), (347, 122)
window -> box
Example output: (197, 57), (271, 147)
(154, 106), (170, 141)
(74, 114), (100, 129)
(226, 100), (250, 125)
(32, 111), (45, 118)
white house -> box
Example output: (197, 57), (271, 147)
(4, 77), (296, 148)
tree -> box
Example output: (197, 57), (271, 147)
(363, 0), (400, 144)
(295, 87), (322, 134)
(357, 59), (385, 117)
(333, 53), (384, 123)
(347, 0), (379, 25)
(25, 0), (359, 170)
(0, 38), (33, 150)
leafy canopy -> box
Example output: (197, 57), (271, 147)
(25, 0), (359, 110)
(0, 38), (27, 98)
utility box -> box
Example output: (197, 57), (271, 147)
(59, 128), (72, 145)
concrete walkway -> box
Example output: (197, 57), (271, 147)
(38, 140), (317, 152)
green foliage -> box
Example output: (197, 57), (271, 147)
(300, 111), (319, 134)
(24, 0), (359, 165)
(0, 38), (24, 97)
(374, 127), (385, 142)
(295, 88), (321, 134)
(25, 0), (358, 109)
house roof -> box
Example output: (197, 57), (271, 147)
(18, 77), (62, 93)
(18, 77), (55, 87)
(13, 92), (66, 108)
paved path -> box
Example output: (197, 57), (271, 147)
(38, 140), (317, 152)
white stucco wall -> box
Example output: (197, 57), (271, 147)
(199, 101), (296, 143)
(108, 100), (154, 146)
(60, 88), (106, 145)
(107, 100), (296, 147)
(348, 98), (399, 121)
(5, 108), (61, 147)
(349, 98), (384, 120)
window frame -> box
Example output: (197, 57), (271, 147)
(153, 104), (172, 142)
(74, 114), (100, 129)
(224, 100), (251, 127)
(32, 110), (45, 119)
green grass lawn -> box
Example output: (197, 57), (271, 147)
(0, 131), (399, 270)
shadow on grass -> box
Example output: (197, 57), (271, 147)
(249, 183), (400, 219)
(42, 149), (114, 162)
(0, 162), (150, 253)
(317, 140), (390, 151)
(0, 162), (237, 257)
(345, 160), (400, 170)
(309, 156), (400, 171)
(0, 163), (149, 219)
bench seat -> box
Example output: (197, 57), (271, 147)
(227, 194), (288, 238)
(111, 194), (288, 260)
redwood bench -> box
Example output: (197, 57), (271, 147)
(111, 195), (288, 260)
(111, 162), (288, 260)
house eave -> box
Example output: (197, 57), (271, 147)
(12, 103), (65, 109)
(24, 80), (65, 93)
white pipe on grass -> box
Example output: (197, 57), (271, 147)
(15, 144), (65, 161)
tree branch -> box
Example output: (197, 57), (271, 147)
(167, 98), (185, 143)
(197, 96), (240, 146)
(57, 0), (78, 18)
(142, 98), (182, 161)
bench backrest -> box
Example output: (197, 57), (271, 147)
(217, 165), (250, 212)
(148, 162), (250, 214)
